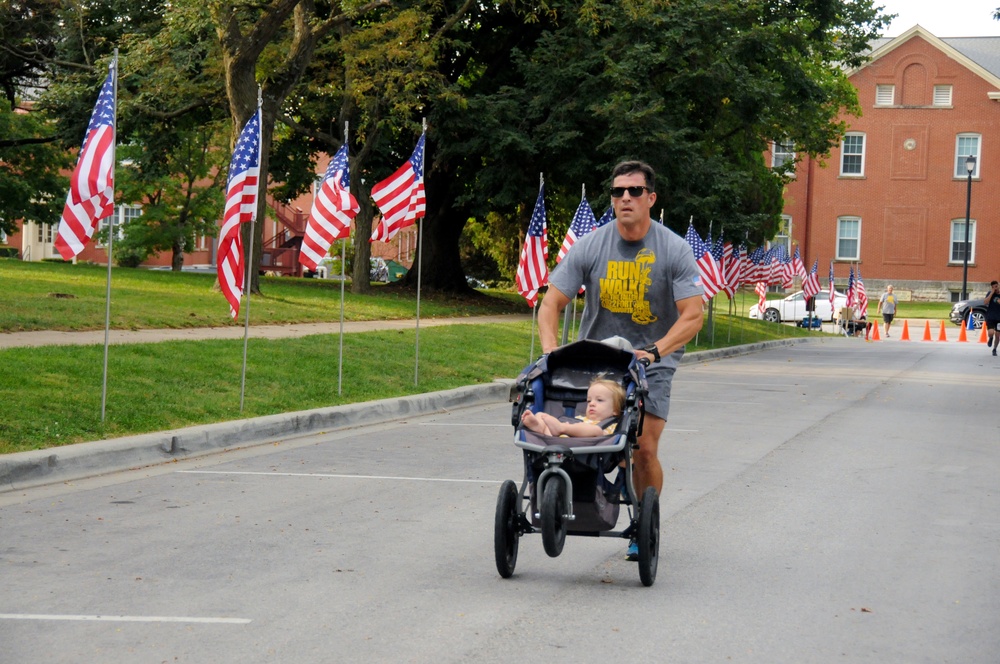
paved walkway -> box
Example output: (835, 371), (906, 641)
(0, 314), (534, 349)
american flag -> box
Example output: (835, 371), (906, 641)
(792, 246), (807, 279)
(55, 62), (117, 260)
(515, 183), (548, 307)
(845, 267), (855, 310)
(828, 260), (835, 302)
(300, 143), (359, 272)
(685, 223), (722, 302)
(370, 133), (425, 242)
(557, 195), (597, 263)
(595, 207), (615, 228)
(855, 267), (868, 317)
(721, 242), (740, 299)
(218, 108), (261, 319)
(746, 245), (766, 284)
(766, 247), (780, 286)
(779, 246), (795, 289)
(755, 281), (767, 314)
(803, 259), (821, 301)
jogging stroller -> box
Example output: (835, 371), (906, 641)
(494, 338), (661, 586)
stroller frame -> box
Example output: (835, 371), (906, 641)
(494, 339), (661, 587)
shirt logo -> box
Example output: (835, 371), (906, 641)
(598, 248), (658, 325)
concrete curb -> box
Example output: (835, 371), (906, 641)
(0, 380), (515, 493)
(0, 335), (827, 493)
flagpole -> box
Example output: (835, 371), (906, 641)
(337, 121), (350, 396)
(239, 89), (262, 412)
(561, 183), (586, 346)
(414, 118), (427, 386)
(99, 52), (119, 423)
(529, 301), (537, 361)
(338, 237), (346, 395)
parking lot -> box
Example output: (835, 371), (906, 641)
(2, 338), (999, 663)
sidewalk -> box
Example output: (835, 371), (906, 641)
(0, 314), (534, 349)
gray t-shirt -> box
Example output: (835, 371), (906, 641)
(548, 220), (703, 371)
(879, 292), (897, 314)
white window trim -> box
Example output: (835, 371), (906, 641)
(933, 85), (953, 107)
(836, 216), (862, 261)
(771, 140), (795, 170)
(954, 133), (981, 178)
(97, 205), (141, 248)
(875, 84), (895, 106)
(840, 133), (866, 177)
(949, 218), (977, 264)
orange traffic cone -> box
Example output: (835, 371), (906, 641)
(922, 320), (932, 341)
(979, 323), (989, 344)
(958, 322), (968, 342)
(937, 320), (948, 341)
(900, 320), (910, 341)
(871, 322), (881, 341)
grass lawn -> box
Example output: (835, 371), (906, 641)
(0, 259), (955, 454)
(0, 259), (525, 332)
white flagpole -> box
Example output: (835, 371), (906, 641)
(337, 121), (349, 396)
(100, 51), (119, 423)
(338, 237), (346, 395)
(529, 301), (537, 361)
(239, 89), (263, 412)
(560, 183), (585, 346)
(414, 118), (426, 386)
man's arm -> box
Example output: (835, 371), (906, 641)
(636, 294), (704, 364)
(537, 286), (572, 354)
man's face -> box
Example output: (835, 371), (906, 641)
(611, 172), (657, 227)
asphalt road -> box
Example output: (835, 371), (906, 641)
(2, 338), (999, 663)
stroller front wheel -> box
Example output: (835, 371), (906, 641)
(637, 486), (660, 587)
(494, 480), (520, 578)
(541, 477), (568, 558)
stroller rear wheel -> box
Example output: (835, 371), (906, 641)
(494, 480), (520, 578)
(540, 477), (569, 557)
(637, 486), (660, 587)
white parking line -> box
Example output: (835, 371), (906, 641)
(0, 614), (251, 624)
(178, 470), (501, 483)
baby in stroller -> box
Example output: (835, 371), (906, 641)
(495, 338), (662, 586)
(519, 377), (624, 438)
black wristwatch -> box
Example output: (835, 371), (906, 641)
(641, 344), (661, 363)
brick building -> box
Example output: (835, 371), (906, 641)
(781, 25), (1000, 302)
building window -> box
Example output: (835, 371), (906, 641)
(955, 134), (981, 178)
(933, 85), (953, 106)
(97, 205), (142, 247)
(837, 217), (861, 260)
(840, 133), (865, 176)
(772, 215), (792, 255)
(950, 219), (976, 264)
(37, 222), (54, 244)
(876, 84), (895, 106)
(772, 140), (795, 170)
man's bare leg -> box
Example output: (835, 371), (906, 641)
(632, 414), (665, 496)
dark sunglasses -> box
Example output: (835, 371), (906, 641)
(609, 185), (650, 198)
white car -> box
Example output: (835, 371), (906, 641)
(749, 289), (848, 323)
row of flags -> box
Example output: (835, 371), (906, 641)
(512, 185), (864, 320)
(53, 61), (428, 319)
(513, 180), (614, 306)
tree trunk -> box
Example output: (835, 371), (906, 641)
(351, 188), (374, 294)
(402, 165), (471, 293)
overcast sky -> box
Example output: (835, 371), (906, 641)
(878, 0), (1000, 37)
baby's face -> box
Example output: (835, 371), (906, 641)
(586, 384), (618, 421)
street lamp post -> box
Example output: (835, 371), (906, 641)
(961, 155), (977, 301)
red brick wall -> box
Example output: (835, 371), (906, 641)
(784, 33), (1000, 298)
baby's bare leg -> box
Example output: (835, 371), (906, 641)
(521, 410), (553, 435)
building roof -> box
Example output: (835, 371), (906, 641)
(857, 25), (1000, 90)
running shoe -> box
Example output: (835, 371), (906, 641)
(625, 539), (639, 561)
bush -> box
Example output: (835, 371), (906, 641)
(0, 247), (19, 259)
